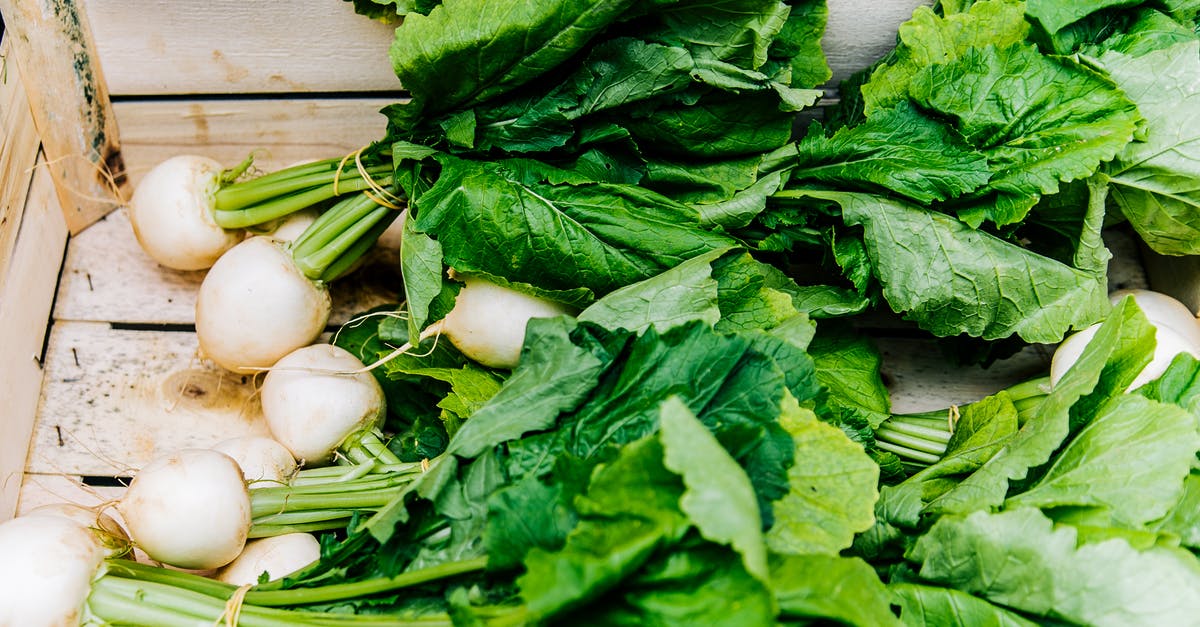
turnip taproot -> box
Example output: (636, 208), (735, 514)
(371, 274), (576, 372)
(196, 236), (332, 373)
(1051, 291), (1200, 390)
(212, 435), (299, 486)
(260, 344), (387, 464)
(128, 155), (243, 271)
(0, 515), (116, 626)
(116, 449), (252, 570)
(215, 533), (322, 586)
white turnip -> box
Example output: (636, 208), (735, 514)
(1051, 291), (1200, 390)
(212, 435), (299, 486)
(116, 449), (252, 570)
(195, 236), (331, 373)
(128, 155), (243, 271)
(260, 343), (386, 464)
(0, 515), (112, 626)
(215, 532), (321, 586)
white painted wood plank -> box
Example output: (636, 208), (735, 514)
(881, 339), (1053, 414)
(824, 0), (932, 92)
(26, 321), (272, 478)
(113, 98), (393, 187)
(84, 0), (401, 96)
(0, 0), (128, 232)
(0, 43), (44, 283)
(16, 474), (123, 516)
(54, 207), (401, 326)
(0, 165), (70, 520)
(83, 0), (931, 97)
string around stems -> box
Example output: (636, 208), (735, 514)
(334, 146), (405, 210)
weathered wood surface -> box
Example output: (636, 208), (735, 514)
(0, 0), (127, 232)
(81, 0), (932, 98)
(0, 164), (70, 519)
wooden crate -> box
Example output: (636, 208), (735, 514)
(0, 0), (1156, 522)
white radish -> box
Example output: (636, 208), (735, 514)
(1050, 291), (1200, 390)
(212, 436), (298, 486)
(440, 276), (573, 369)
(25, 503), (129, 548)
(116, 449), (251, 570)
(0, 515), (110, 626)
(1109, 289), (1200, 349)
(215, 533), (322, 586)
(128, 155), (243, 271)
(404, 275), (573, 370)
(261, 344), (386, 464)
(256, 207), (320, 243)
(196, 236), (331, 373)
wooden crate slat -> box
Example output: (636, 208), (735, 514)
(114, 98), (394, 186)
(54, 207), (401, 326)
(83, 0), (401, 96)
(26, 322), (272, 478)
(880, 338), (1053, 414)
(0, 164), (69, 519)
(16, 474), (123, 516)
(0, 44), (44, 284)
(0, 0), (127, 233)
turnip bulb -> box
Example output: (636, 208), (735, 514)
(215, 532), (322, 586)
(116, 448), (252, 570)
(128, 155), (243, 271)
(261, 343), (386, 464)
(212, 435), (298, 486)
(25, 502), (129, 548)
(0, 515), (111, 626)
(440, 275), (575, 369)
(195, 236), (331, 373)
(1051, 291), (1200, 391)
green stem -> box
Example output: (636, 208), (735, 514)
(214, 177), (387, 229)
(876, 420), (952, 444)
(289, 195), (403, 281)
(245, 556), (490, 607)
(874, 440), (942, 465)
(90, 569), (447, 626)
(214, 161), (390, 212)
(341, 430), (404, 466)
(874, 427), (947, 456)
(251, 484), (406, 519)
(315, 208), (400, 282)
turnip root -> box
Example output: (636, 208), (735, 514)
(116, 449), (251, 570)
(376, 275), (575, 372)
(439, 275), (575, 369)
(215, 533), (321, 586)
(256, 207), (321, 243)
(128, 155), (243, 271)
(212, 436), (298, 486)
(196, 236), (331, 373)
(25, 503), (129, 549)
(1109, 289), (1200, 349)
(1051, 291), (1200, 390)
(0, 515), (111, 626)
(261, 344), (386, 464)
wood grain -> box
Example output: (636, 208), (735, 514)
(0, 164), (69, 519)
(0, 0), (127, 232)
(81, 0), (932, 98)
(26, 322), (272, 478)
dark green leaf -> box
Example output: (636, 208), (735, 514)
(785, 102), (991, 204)
(806, 190), (1110, 342)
